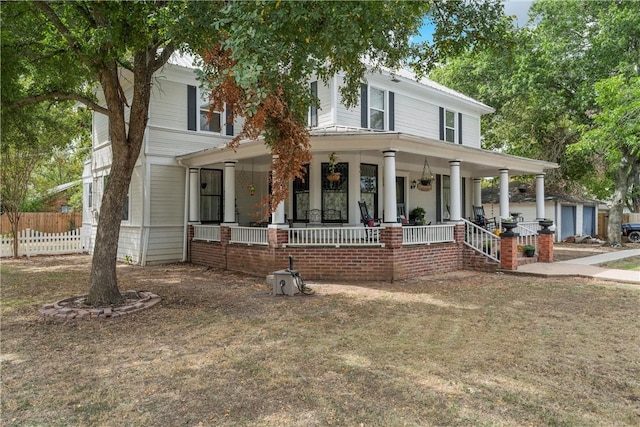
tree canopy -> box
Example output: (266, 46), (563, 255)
(430, 0), (640, 241)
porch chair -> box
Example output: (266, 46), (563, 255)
(306, 209), (322, 227)
(472, 205), (497, 230)
(358, 201), (380, 227)
(397, 203), (409, 225)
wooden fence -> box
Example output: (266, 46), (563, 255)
(0, 212), (82, 235)
(1, 228), (83, 258)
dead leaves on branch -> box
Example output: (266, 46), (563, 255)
(203, 45), (312, 219)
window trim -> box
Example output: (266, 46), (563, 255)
(444, 109), (457, 143)
(368, 86), (386, 131)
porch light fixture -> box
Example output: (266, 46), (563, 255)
(411, 180), (417, 189)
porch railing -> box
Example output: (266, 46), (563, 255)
(193, 225), (221, 242)
(516, 221), (538, 250)
(230, 226), (269, 245)
(285, 226), (382, 247)
(463, 219), (500, 262)
(402, 224), (455, 245)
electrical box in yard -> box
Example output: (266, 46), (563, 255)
(272, 269), (298, 296)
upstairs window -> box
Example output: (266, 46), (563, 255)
(440, 108), (461, 144)
(369, 87), (385, 130)
(445, 109), (456, 143)
(309, 81), (318, 127)
(200, 91), (222, 133)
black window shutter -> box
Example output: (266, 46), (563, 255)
(389, 91), (395, 131)
(458, 112), (463, 144)
(310, 81), (318, 127)
(439, 107), (444, 140)
(435, 174), (442, 222)
(187, 85), (197, 131)
(225, 104), (234, 136)
(361, 84), (368, 128)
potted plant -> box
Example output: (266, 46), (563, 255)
(410, 207), (426, 224)
(523, 244), (535, 257)
(326, 152), (341, 181)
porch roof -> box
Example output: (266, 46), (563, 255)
(176, 129), (558, 177)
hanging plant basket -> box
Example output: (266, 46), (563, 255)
(416, 179), (433, 191)
(417, 157), (434, 191)
(327, 172), (341, 182)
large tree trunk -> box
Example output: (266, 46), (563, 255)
(606, 156), (632, 247)
(86, 55), (153, 306)
(8, 211), (20, 258)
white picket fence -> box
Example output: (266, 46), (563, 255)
(1, 228), (83, 257)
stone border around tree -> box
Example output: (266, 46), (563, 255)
(40, 290), (161, 321)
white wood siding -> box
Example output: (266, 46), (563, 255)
(317, 80), (333, 127)
(145, 227), (184, 263)
(149, 80), (186, 129)
(93, 113), (109, 146)
(394, 93), (440, 140)
(116, 226), (141, 263)
(128, 165), (143, 226)
(146, 126), (230, 157)
(461, 113), (481, 149)
(150, 165), (185, 226)
(93, 145), (113, 170)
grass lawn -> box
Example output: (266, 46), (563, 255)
(598, 255), (640, 271)
(2, 255), (639, 426)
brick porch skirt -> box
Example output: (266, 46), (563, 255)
(188, 223), (508, 281)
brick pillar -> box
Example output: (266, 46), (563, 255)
(454, 223), (465, 269)
(268, 225), (289, 249)
(220, 225), (231, 245)
(500, 234), (518, 270)
(187, 225), (194, 262)
(381, 225), (403, 249)
(537, 231), (554, 262)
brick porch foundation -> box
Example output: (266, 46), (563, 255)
(189, 223), (492, 281)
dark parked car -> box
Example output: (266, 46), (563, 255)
(621, 223), (640, 243)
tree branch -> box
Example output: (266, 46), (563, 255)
(151, 41), (176, 74)
(7, 92), (109, 116)
(33, 2), (93, 69)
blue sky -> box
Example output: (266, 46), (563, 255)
(413, 0), (534, 44)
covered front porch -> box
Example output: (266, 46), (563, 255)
(178, 129), (557, 229)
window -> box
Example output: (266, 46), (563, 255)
(445, 109), (456, 143)
(88, 183), (93, 208)
(369, 87), (385, 130)
(200, 169), (223, 223)
(199, 92), (222, 133)
(360, 164), (378, 219)
(309, 81), (318, 127)
(293, 164), (310, 222)
(321, 161), (348, 223)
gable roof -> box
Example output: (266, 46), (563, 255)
(168, 51), (493, 113)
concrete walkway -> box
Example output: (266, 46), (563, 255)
(515, 248), (640, 285)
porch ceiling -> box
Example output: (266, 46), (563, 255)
(176, 131), (558, 177)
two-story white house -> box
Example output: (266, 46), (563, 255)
(82, 54), (558, 281)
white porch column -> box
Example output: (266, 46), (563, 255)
(499, 168), (510, 219)
(383, 150), (398, 224)
(223, 161), (237, 224)
(473, 178), (482, 207)
(271, 156), (286, 225)
(189, 168), (200, 222)
(449, 161), (462, 221)
(536, 173), (545, 220)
